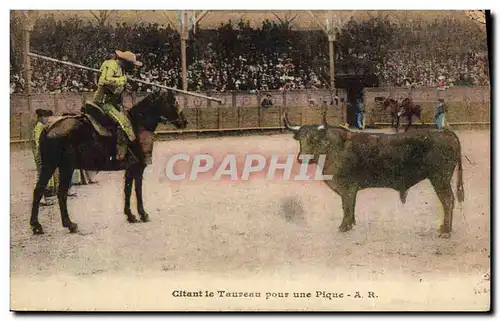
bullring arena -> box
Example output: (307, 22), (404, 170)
(10, 126), (490, 311)
(10, 10), (490, 311)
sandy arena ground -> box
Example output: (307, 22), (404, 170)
(10, 129), (491, 311)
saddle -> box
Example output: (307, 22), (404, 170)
(80, 102), (115, 137)
(45, 102), (115, 137)
(81, 102), (150, 164)
(43, 103), (149, 165)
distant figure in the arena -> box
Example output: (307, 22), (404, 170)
(32, 109), (57, 206)
(261, 94), (273, 108)
(356, 98), (365, 129)
(330, 94), (340, 107)
(396, 94), (407, 117)
(33, 110), (78, 205)
(434, 98), (447, 130)
(92, 50), (143, 162)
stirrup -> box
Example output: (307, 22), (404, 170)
(116, 149), (127, 161)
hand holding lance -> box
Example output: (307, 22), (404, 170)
(28, 52), (223, 104)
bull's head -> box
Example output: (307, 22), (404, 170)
(283, 112), (329, 164)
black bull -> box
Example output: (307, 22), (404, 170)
(283, 113), (464, 238)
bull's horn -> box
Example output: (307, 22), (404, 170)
(317, 124), (325, 130)
(283, 112), (300, 131)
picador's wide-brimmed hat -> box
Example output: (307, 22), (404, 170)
(35, 109), (53, 117)
(115, 50), (143, 67)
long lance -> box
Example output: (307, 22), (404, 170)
(28, 52), (223, 104)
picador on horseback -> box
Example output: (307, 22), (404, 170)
(30, 50), (190, 235)
(376, 95), (424, 132)
(91, 50), (144, 162)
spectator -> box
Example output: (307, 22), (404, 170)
(356, 98), (365, 130)
(10, 16), (488, 93)
(261, 94), (273, 108)
(434, 98), (447, 130)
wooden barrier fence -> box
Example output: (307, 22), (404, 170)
(10, 86), (490, 143)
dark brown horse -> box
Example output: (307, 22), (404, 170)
(30, 90), (188, 235)
(377, 97), (425, 132)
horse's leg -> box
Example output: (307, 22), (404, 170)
(58, 164), (79, 233)
(405, 115), (412, 132)
(418, 112), (425, 125)
(30, 163), (58, 234)
(124, 167), (139, 223)
(134, 165), (149, 222)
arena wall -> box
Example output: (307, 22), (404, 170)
(10, 86), (490, 141)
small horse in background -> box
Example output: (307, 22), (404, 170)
(376, 97), (425, 132)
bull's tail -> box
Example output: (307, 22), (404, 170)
(453, 130), (465, 203)
(457, 153), (465, 203)
(447, 129), (465, 203)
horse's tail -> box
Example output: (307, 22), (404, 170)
(39, 126), (60, 166)
(40, 117), (86, 167)
(414, 104), (425, 124)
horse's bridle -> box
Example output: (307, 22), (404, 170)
(159, 114), (184, 127)
(378, 97), (391, 109)
(159, 100), (184, 126)
(159, 116), (175, 125)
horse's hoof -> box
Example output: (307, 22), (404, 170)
(338, 223), (353, 233)
(140, 213), (150, 223)
(438, 232), (451, 239)
(32, 225), (44, 235)
(438, 225), (451, 239)
(40, 200), (55, 207)
(127, 215), (139, 223)
(68, 223), (79, 234)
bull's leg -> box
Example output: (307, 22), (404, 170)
(395, 116), (400, 132)
(58, 165), (79, 233)
(430, 178), (455, 238)
(134, 165), (149, 222)
(124, 168), (138, 223)
(30, 164), (58, 235)
(339, 192), (357, 232)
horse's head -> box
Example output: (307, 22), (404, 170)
(375, 96), (392, 109)
(400, 98), (411, 107)
(148, 90), (188, 129)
